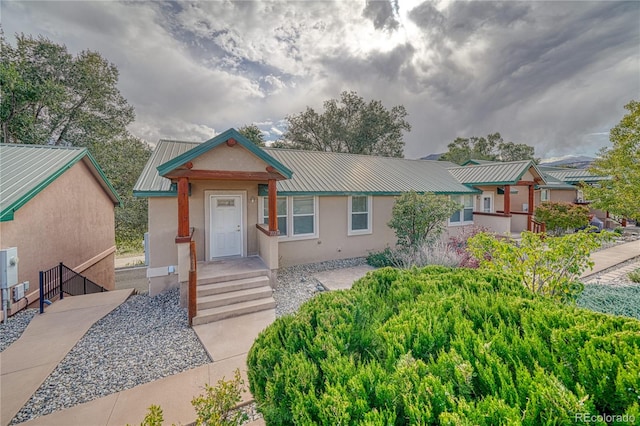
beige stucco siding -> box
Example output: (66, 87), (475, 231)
(192, 144), (270, 172)
(0, 160), (116, 312)
(549, 189), (577, 203)
(277, 196), (397, 266)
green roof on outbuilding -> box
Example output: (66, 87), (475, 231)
(0, 144), (120, 222)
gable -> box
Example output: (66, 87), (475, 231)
(191, 143), (272, 173)
(156, 128), (292, 179)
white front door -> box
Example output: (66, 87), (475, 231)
(210, 195), (243, 258)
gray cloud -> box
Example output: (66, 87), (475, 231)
(2, 0), (638, 160)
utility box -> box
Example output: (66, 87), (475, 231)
(0, 247), (19, 290)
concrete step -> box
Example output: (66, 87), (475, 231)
(197, 276), (270, 297)
(197, 286), (273, 310)
(197, 269), (268, 286)
(192, 297), (276, 325)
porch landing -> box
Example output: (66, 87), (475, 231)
(197, 256), (270, 282)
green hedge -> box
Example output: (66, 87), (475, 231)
(247, 267), (640, 425)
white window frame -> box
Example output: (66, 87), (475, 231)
(259, 196), (319, 240)
(481, 192), (493, 213)
(540, 189), (550, 202)
(348, 195), (373, 236)
(448, 194), (475, 226)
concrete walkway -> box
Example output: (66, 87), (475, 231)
(581, 239), (640, 279)
(1, 289), (134, 426)
(15, 309), (274, 426)
(314, 265), (375, 291)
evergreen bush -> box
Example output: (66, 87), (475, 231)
(248, 267), (640, 425)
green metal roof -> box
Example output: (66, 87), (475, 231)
(133, 139), (200, 196)
(265, 149), (478, 195)
(447, 160), (545, 186)
(540, 167), (608, 184)
(134, 140), (479, 197)
(0, 144), (120, 222)
(156, 128), (293, 179)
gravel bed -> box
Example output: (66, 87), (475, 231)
(11, 288), (211, 425)
(273, 257), (367, 317)
(0, 308), (37, 352)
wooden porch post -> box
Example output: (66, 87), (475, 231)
(528, 184), (534, 231)
(268, 179), (278, 233)
(504, 185), (511, 215)
(177, 177), (190, 238)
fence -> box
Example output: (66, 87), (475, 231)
(39, 263), (107, 313)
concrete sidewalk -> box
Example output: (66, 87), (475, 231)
(1, 289), (133, 426)
(16, 309), (274, 426)
(581, 239), (640, 279)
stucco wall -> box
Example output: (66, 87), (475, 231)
(277, 196), (397, 266)
(192, 143), (270, 172)
(0, 160), (116, 312)
(550, 189), (577, 203)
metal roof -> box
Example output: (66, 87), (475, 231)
(540, 167), (609, 184)
(264, 149), (477, 195)
(447, 160), (544, 185)
(0, 144), (120, 221)
(134, 140), (478, 196)
(133, 139), (200, 195)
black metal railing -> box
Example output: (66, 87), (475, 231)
(39, 263), (107, 313)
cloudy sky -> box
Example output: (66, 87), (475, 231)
(3, 0), (639, 159)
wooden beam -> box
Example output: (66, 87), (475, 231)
(177, 177), (190, 238)
(504, 184), (511, 215)
(268, 179), (278, 233)
(528, 185), (534, 214)
(166, 169), (285, 181)
(516, 180), (537, 186)
(226, 138), (237, 147)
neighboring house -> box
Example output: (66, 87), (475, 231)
(448, 160), (547, 235)
(0, 144), (120, 319)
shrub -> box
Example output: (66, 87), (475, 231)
(133, 369), (247, 426)
(448, 225), (488, 268)
(192, 369), (248, 426)
(366, 247), (395, 268)
(247, 268), (640, 425)
(388, 191), (461, 248)
(534, 201), (590, 235)
(629, 268), (640, 283)
(467, 230), (608, 302)
(127, 405), (163, 426)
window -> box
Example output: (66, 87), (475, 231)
(259, 196), (318, 239)
(449, 195), (474, 225)
(348, 195), (372, 235)
(262, 197), (288, 236)
(540, 189), (550, 202)
(292, 196), (315, 236)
